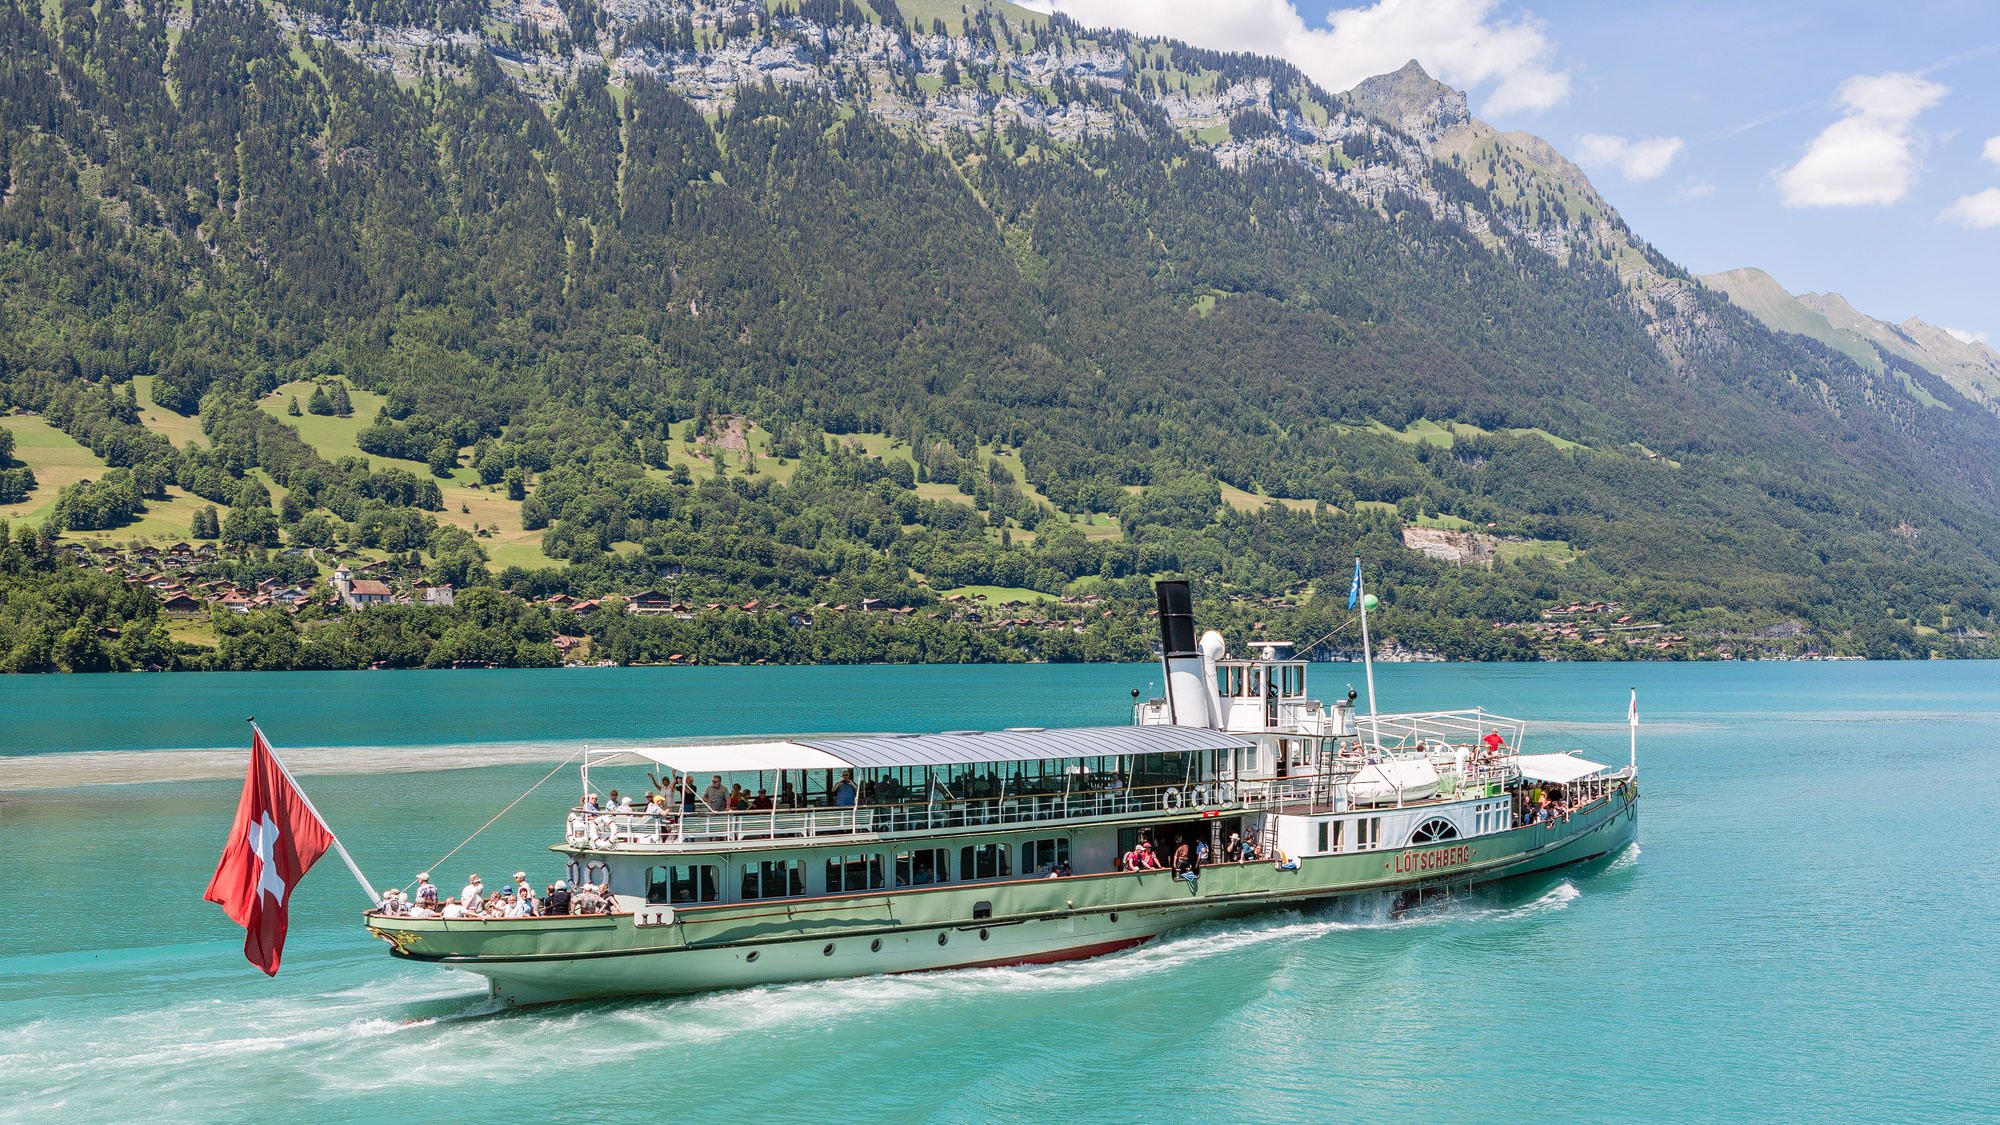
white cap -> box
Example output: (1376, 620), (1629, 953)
(417, 872), (430, 881)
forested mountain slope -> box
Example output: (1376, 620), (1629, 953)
(0, 0), (1996, 670)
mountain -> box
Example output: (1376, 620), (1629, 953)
(1701, 268), (2000, 411)
(1, 0), (1998, 671)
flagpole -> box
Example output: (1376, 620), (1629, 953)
(249, 719), (381, 904)
(1355, 557), (1378, 723)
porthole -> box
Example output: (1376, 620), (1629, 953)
(745, 951), (759, 963)
(937, 932), (949, 946)
(979, 928), (990, 941)
(822, 943), (835, 957)
(870, 939), (882, 953)
(1109, 912), (1119, 923)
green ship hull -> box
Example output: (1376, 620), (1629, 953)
(368, 784), (1637, 1005)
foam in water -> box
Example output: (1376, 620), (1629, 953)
(0, 878), (1593, 1117)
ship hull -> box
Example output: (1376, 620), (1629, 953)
(369, 786), (1638, 1005)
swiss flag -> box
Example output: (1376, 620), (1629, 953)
(204, 730), (334, 976)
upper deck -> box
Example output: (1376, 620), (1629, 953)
(563, 711), (1551, 854)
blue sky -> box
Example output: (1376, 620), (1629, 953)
(1038, 0), (2000, 343)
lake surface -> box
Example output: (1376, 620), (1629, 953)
(2, 661), (1997, 1122)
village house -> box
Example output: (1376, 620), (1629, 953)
(332, 564), (394, 609)
(624, 589), (674, 615)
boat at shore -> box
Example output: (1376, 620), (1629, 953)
(365, 581), (1639, 1004)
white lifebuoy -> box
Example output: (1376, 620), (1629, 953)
(1190, 784), (1210, 807)
(1163, 788), (1183, 810)
(584, 859), (609, 888)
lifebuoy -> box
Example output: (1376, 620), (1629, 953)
(1189, 785), (1210, 807)
(584, 859), (609, 887)
(1163, 787), (1183, 810)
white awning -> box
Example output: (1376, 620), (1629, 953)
(1515, 753), (1612, 784)
(602, 741), (852, 774)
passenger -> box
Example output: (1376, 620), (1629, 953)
(407, 900), (439, 920)
(545, 880), (573, 916)
(679, 777), (699, 812)
(441, 897), (469, 919)
(460, 874), (485, 911)
(1136, 842), (1162, 871)
(1482, 729), (1507, 757)
(751, 789), (774, 811)
(413, 872), (439, 905)
(833, 770), (858, 807)
(610, 789), (632, 811)
(1226, 833), (1249, 862)
(582, 792), (602, 812)
(513, 872), (537, 914)
(1047, 861), (1071, 878)
(502, 888), (531, 919)
(779, 779), (800, 808)
(375, 888), (403, 915)
(703, 776), (728, 811)
(727, 783), (748, 811)
(1172, 837), (1199, 884)
(1195, 838), (1211, 865)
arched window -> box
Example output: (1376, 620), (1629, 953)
(1409, 817), (1460, 844)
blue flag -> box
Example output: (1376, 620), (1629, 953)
(1347, 559), (1362, 610)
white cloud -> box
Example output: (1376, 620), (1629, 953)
(1984, 135), (2000, 169)
(1941, 187), (2000, 229)
(1030, 0), (1570, 114)
(1672, 178), (1717, 201)
(1944, 326), (1990, 345)
(1574, 134), (1684, 181)
(1777, 72), (1948, 207)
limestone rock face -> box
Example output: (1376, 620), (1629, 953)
(1401, 527), (1497, 567)
(1345, 59), (1468, 145)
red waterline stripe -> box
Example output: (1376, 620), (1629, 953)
(898, 935), (1153, 975)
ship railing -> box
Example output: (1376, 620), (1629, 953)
(1355, 709), (1529, 756)
(563, 780), (1257, 848)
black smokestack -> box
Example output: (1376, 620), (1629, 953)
(1154, 580), (1197, 658)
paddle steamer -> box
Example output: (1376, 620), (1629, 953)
(366, 581), (1638, 1003)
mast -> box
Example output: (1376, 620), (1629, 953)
(1352, 557), (1378, 722)
(1629, 688), (1639, 774)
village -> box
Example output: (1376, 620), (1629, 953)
(64, 539), (1867, 666)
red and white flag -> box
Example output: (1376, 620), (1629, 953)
(1629, 689), (1639, 728)
(204, 729), (334, 976)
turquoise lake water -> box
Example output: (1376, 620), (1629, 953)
(2, 661), (1997, 1122)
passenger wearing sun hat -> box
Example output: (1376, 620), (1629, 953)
(414, 872), (439, 904)
(460, 874), (484, 910)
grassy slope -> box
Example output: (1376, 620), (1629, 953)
(0, 415), (108, 525)
(257, 381), (563, 571)
(1698, 268), (1884, 374)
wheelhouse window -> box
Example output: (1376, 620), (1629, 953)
(1022, 838), (1069, 874)
(895, 848), (949, 887)
(960, 843), (1011, 881)
(825, 853), (885, 894)
(741, 859), (806, 901)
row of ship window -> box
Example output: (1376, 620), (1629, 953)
(645, 839), (1071, 905)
